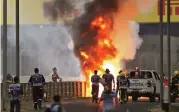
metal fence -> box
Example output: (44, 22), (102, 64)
(5, 81), (87, 102)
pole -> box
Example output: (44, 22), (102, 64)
(167, 0), (171, 107)
(159, 0), (164, 109)
(16, 0), (20, 77)
(2, 0), (7, 110)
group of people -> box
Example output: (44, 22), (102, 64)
(7, 66), (179, 112)
(8, 67), (63, 112)
(91, 68), (130, 111)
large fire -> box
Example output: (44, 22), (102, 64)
(79, 16), (120, 97)
(43, 0), (158, 97)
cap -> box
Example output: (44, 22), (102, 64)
(105, 69), (110, 73)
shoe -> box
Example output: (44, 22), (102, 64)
(120, 100), (124, 104)
(37, 100), (42, 109)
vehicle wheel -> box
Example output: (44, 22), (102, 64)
(149, 86), (156, 102)
(157, 95), (160, 102)
(149, 94), (155, 102)
(132, 95), (138, 102)
(171, 94), (176, 103)
(127, 95), (129, 102)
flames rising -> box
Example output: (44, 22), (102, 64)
(43, 0), (158, 97)
(72, 0), (156, 97)
(79, 16), (119, 96)
(79, 16), (117, 76)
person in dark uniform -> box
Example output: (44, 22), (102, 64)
(91, 70), (100, 103)
(102, 69), (115, 92)
(117, 71), (130, 104)
(9, 76), (23, 112)
(116, 70), (123, 97)
(28, 68), (46, 110)
(171, 71), (179, 102)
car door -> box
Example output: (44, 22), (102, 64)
(153, 71), (160, 94)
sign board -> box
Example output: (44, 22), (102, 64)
(0, 0), (179, 25)
(135, 0), (179, 22)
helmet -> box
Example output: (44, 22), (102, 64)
(174, 71), (179, 75)
(119, 70), (123, 74)
(119, 72), (125, 76)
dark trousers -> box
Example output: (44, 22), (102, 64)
(32, 86), (43, 105)
(171, 85), (178, 102)
(10, 99), (20, 112)
(119, 88), (127, 102)
(91, 84), (99, 102)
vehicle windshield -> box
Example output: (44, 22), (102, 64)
(129, 71), (153, 79)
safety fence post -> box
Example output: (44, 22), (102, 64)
(64, 82), (67, 98)
(79, 82), (82, 97)
(74, 82), (77, 97)
(69, 82), (73, 98)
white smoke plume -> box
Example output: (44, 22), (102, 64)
(111, 0), (157, 69)
(6, 25), (81, 81)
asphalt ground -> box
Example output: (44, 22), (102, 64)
(3, 97), (164, 112)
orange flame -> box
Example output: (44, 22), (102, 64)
(79, 16), (120, 97)
(79, 0), (157, 97)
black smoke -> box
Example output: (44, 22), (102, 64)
(43, 0), (123, 76)
(72, 0), (120, 60)
(43, 0), (74, 21)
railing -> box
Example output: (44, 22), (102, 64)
(4, 81), (87, 102)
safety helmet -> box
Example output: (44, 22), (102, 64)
(174, 71), (179, 75)
(119, 72), (125, 76)
(119, 70), (123, 74)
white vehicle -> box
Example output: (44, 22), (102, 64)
(127, 70), (160, 102)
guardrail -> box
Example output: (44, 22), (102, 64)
(3, 81), (87, 102)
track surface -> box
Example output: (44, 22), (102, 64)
(4, 97), (164, 112)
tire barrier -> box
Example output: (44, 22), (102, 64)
(2, 81), (87, 102)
